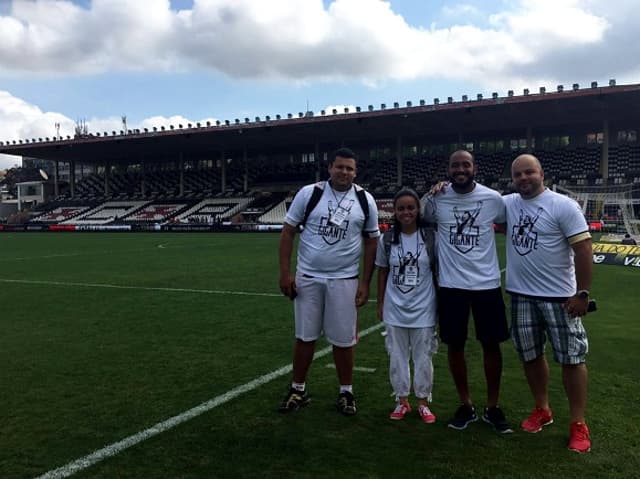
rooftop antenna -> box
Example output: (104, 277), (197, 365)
(74, 119), (88, 138)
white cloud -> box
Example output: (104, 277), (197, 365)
(1, 0), (639, 170)
(0, 90), (216, 168)
(0, 0), (631, 86)
(323, 104), (357, 114)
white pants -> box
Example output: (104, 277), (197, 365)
(385, 325), (438, 400)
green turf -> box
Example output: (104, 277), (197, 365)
(1, 232), (639, 478)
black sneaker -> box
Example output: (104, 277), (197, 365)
(336, 391), (357, 416)
(482, 406), (514, 433)
(447, 404), (478, 430)
(278, 387), (310, 413)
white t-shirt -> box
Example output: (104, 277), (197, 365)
(375, 231), (437, 328)
(504, 188), (590, 298)
(423, 183), (505, 290)
(285, 182), (380, 278)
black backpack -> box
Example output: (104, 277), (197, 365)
(299, 182), (370, 234)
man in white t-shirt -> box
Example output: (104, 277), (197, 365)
(423, 150), (512, 433)
(505, 154), (593, 453)
(278, 147), (380, 416)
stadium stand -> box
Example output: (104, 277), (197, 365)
(174, 196), (254, 223)
(31, 205), (92, 223)
(257, 198), (288, 224)
(123, 203), (190, 223)
(63, 201), (148, 225)
(2, 81), (639, 230)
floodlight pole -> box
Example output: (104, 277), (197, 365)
(69, 160), (75, 198)
(220, 151), (226, 193)
(179, 152), (184, 197)
(396, 136), (403, 187)
(54, 161), (59, 197)
(243, 148), (248, 193)
(104, 161), (110, 196)
(601, 119), (609, 179)
(315, 142), (320, 182)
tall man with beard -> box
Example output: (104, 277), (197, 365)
(278, 148), (379, 416)
(423, 150), (512, 432)
(505, 154), (593, 453)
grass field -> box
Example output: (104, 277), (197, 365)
(1, 232), (639, 479)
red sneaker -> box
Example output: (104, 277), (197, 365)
(418, 404), (436, 424)
(389, 402), (411, 420)
(568, 421), (591, 453)
(521, 407), (554, 433)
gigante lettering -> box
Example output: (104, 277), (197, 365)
(449, 233), (479, 246)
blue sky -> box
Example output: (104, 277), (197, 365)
(1, 0), (639, 168)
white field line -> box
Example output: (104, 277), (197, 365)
(0, 244), (187, 262)
(0, 278), (283, 298)
(34, 322), (384, 479)
(0, 248), (152, 262)
(325, 364), (377, 373)
(0, 271), (509, 300)
(0, 253), (88, 262)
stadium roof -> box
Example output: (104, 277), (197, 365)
(2, 82), (640, 165)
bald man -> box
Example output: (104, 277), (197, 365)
(504, 154), (593, 453)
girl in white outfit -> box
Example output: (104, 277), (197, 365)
(376, 188), (438, 422)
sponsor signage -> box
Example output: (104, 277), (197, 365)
(592, 242), (640, 267)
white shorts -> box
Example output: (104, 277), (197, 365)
(294, 274), (359, 347)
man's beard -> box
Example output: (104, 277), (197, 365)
(448, 173), (475, 191)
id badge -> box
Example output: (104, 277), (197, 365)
(329, 206), (348, 226)
(403, 265), (418, 286)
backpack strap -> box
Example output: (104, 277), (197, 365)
(300, 182), (325, 228)
(382, 229), (393, 266)
(354, 185), (370, 227)
(301, 182), (370, 232)
(420, 226), (438, 288)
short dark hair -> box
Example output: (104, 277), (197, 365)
(449, 149), (474, 164)
(331, 147), (358, 164)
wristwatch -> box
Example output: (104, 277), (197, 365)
(576, 290), (590, 299)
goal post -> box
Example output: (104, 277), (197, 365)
(554, 182), (640, 237)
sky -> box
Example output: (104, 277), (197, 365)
(1, 0), (639, 169)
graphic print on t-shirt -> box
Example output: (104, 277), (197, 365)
(391, 247), (421, 294)
(449, 201), (483, 253)
(511, 207), (543, 256)
(316, 199), (351, 245)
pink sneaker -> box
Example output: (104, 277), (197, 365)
(389, 402), (411, 420)
(418, 404), (436, 424)
(568, 421), (591, 453)
(521, 407), (553, 433)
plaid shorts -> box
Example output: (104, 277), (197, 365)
(510, 294), (589, 365)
